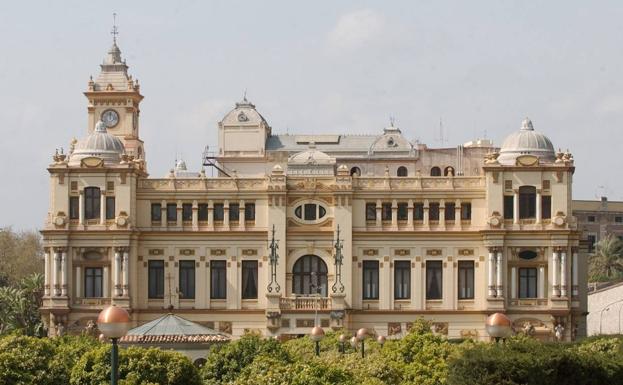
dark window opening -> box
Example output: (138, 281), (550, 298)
(461, 203), (472, 220)
(84, 187), (101, 220)
(382, 203), (392, 221)
(430, 167), (441, 177)
(242, 260), (258, 299)
(397, 203), (408, 220)
(182, 203), (193, 221)
(179, 260), (195, 299)
(414, 203), (424, 220)
(229, 203), (240, 221)
(366, 203), (377, 221)
(210, 260), (227, 299)
(518, 250), (537, 260)
(166, 203), (177, 222)
(458, 261), (474, 299)
(541, 196), (551, 219)
(397, 166), (408, 177)
(245, 203), (256, 221)
(394, 261), (410, 299)
(503, 196), (514, 219)
(518, 267), (537, 298)
(69, 197), (79, 220)
(519, 186), (536, 219)
(292, 255), (328, 296)
(426, 261), (443, 300)
(429, 203), (440, 221)
(444, 166), (455, 176)
(304, 204), (317, 220)
(363, 260), (379, 300)
(84, 267), (103, 298)
(106, 197), (115, 219)
(148, 260), (164, 299)
(445, 203), (456, 221)
(350, 167), (361, 176)
(151, 203), (162, 222)
(213, 204), (224, 221)
(198, 204), (208, 221)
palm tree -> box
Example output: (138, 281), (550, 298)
(0, 273), (45, 336)
(589, 234), (623, 282)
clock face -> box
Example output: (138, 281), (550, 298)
(101, 109), (119, 128)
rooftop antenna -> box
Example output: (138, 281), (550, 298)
(389, 115), (395, 127)
(111, 12), (119, 44)
(438, 117), (447, 147)
(243, 88), (247, 102)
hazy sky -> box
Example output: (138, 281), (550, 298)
(1, 1), (622, 230)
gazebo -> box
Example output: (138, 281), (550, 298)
(120, 313), (230, 365)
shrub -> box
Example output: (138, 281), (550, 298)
(70, 344), (201, 385)
(0, 334), (56, 385)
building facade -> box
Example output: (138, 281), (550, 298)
(572, 197), (623, 253)
(41, 38), (587, 341)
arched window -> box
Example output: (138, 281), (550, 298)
(292, 255), (328, 296)
(397, 166), (408, 177)
(430, 167), (441, 177)
(84, 187), (101, 220)
(444, 166), (455, 176)
(519, 186), (536, 219)
(350, 167), (361, 177)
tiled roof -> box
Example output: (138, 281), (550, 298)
(120, 313), (230, 344)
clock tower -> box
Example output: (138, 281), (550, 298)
(84, 27), (145, 163)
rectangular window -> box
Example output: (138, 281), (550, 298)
(394, 261), (411, 299)
(518, 267), (537, 298)
(210, 260), (227, 299)
(426, 261), (443, 300)
(503, 196), (514, 219)
(304, 203), (317, 220)
(616, 216), (623, 223)
(151, 203), (162, 222)
(69, 197), (79, 219)
(541, 196), (551, 219)
(362, 260), (379, 300)
(166, 203), (177, 222)
(213, 204), (224, 221)
(241, 260), (258, 299)
(84, 267), (103, 298)
(179, 260), (195, 299)
(198, 204), (208, 221)
(182, 203), (193, 221)
(458, 261), (474, 299)
(245, 203), (256, 221)
(105, 197), (115, 220)
(381, 203), (392, 221)
(84, 187), (101, 220)
(461, 203), (472, 220)
(587, 235), (596, 252)
(414, 203), (424, 220)
(588, 215), (596, 223)
(429, 203), (440, 221)
(148, 260), (164, 299)
(445, 203), (456, 221)
(397, 203), (408, 221)
(519, 188), (536, 219)
(230, 203), (240, 221)
(366, 203), (376, 221)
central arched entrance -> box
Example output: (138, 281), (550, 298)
(292, 255), (328, 296)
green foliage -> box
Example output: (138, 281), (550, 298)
(0, 228), (43, 287)
(0, 334), (56, 385)
(201, 334), (290, 385)
(589, 234), (623, 282)
(70, 344), (201, 385)
(0, 273), (46, 336)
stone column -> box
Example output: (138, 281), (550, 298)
(122, 249), (129, 297)
(488, 249), (496, 297)
(176, 200), (182, 229)
(192, 200), (199, 231)
(78, 191), (85, 225)
(407, 199), (414, 228)
(44, 249), (50, 296)
(454, 199), (461, 227)
(223, 200), (230, 230)
(439, 199), (446, 229)
(100, 190), (106, 224)
(538, 265), (545, 299)
(560, 250), (567, 297)
(423, 199), (430, 227)
(208, 200), (214, 230)
(75, 266), (82, 298)
(391, 200), (398, 228)
(160, 200), (167, 227)
(496, 249), (504, 298)
(103, 266), (109, 298)
(511, 267), (517, 299)
(513, 190), (519, 224)
(60, 249), (68, 297)
(53, 249), (61, 296)
(535, 189), (542, 224)
(375, 199), (382, 228)
(572, 249), (579, 296)
(552, 249), (560, 297)
(240, 200), (246, 231)
(114, 249), (122, 296)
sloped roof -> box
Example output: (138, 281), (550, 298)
(120, 313), (229, 344)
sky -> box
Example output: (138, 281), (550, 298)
(0, 0), (622, 230)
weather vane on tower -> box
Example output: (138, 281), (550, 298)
(111, 12), (119, 44)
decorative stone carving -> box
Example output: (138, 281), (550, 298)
(219, 321), (232, 335)
(388, 322), (402, 336)
(431, 322), (448, 335)
(488, 211), (502, 228)
(554, 323), (564, 341)
(460, 329), (478, 339)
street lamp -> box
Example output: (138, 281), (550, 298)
(338, 334), (346, 353)
(97, 305), (131, 385)
(485, 312), (512, 343)
(356, 328), (368, 358)
(377, 335), (386, 347)
(310, 326), (325, 356)
(349, 336), (357, 350)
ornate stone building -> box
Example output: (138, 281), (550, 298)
(41, 37), (587, 341)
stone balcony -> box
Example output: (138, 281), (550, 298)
(279, 296), (331, 311)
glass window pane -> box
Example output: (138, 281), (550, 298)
(458, 261), (474, 299)
(148, 260), (164, 299)
(242, 260), (258, 299)
(382, 203), (392, 221)
(229, 204), (240, 221)
(213, 204), (224, 221)
(429, 203), (440, 221)
(179, 260), (195, 299)
(167, 204), (177, 222)
(394, 261), (410, 299)
(182, 204), (192, 221)
(397, 203), (408, 220)
(445, 203), (456, 220)
(198, 204), (208, 221)
(363, 260), (379, 299)
(366, 203), (376, 220)
(210, 260), (226, 299)
(245, 203), (255, 221)
(106, 197), (115, 219)
(151, 204), (161, 221)
(426, 261), (443, 300)
(304, 204), (317, 220)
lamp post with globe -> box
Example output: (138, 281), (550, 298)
(97, 305), (131, 385)
(338, 333), (347, 353)
(485, 312), (512, 343)
(310, 326), (325, 356)
(356, 328), (368, 358)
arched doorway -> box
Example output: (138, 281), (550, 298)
(292, 255), (328, 296)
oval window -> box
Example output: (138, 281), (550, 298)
(518, 250), (537, 260)
(319, 206), (326, 218)
(293, 203), (327, 222)
(295, 206), (302, 219)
